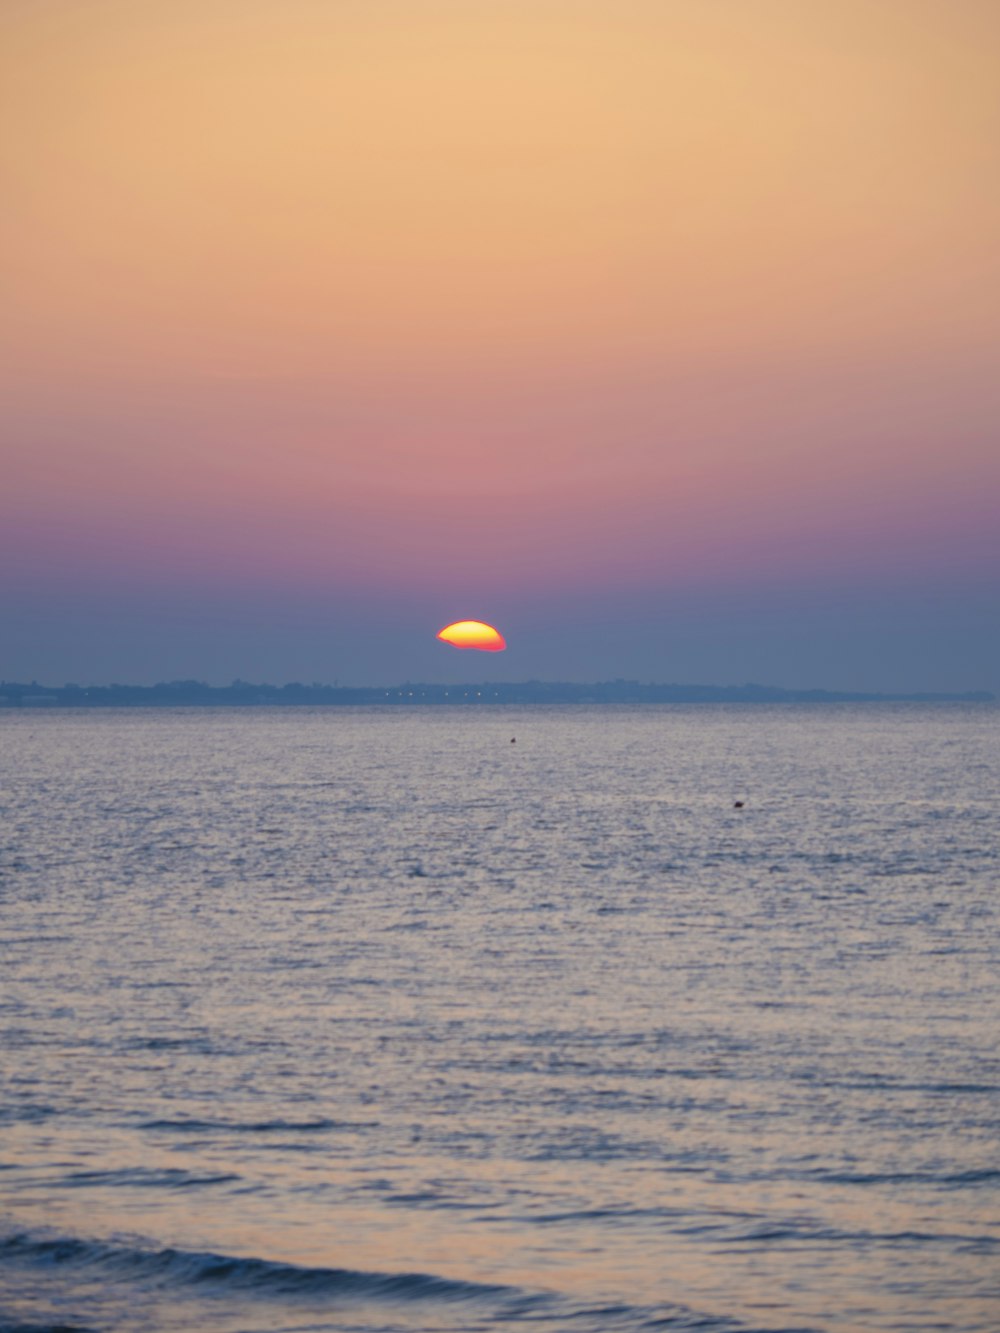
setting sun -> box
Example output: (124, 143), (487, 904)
(437, 621), (507, 652)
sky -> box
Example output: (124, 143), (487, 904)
(2, 0), (998, 691)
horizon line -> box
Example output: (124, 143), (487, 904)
(1, 679), (993, 705)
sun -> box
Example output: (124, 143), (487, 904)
(437, 620), (507, 652)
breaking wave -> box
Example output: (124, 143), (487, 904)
(0, 1231), (511, 1303)
(0, 1230), (771, 1331)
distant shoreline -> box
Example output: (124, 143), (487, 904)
(0, 681), (993, 708)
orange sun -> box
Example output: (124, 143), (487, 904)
(437, 620), (507, 652)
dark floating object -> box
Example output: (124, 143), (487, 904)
(511, 737), (516, 743)
(734, 800), (745, 808)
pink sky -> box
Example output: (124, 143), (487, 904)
(2, 1), (998, 686)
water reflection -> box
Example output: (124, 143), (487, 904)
(2, 705), (998, 1331)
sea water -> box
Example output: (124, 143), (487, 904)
(1, 704), (998, 1333)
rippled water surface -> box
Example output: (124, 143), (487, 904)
(1, 704), (998, 1333)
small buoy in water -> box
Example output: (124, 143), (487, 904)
(511, 737), (516, 743)
(734, 800), (745, 809)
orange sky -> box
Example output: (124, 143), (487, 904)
(2, 1), (998, 684)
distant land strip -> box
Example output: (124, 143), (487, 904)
(0, 681), (993, 707)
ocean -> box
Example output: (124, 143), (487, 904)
(1, 704), (998, 1333)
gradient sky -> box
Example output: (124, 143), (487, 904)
(3, 0), (998, 690)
